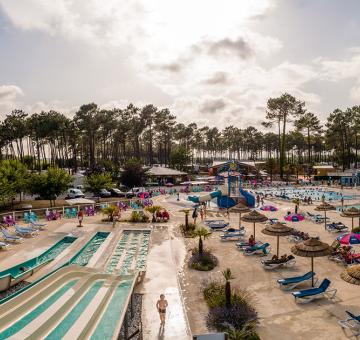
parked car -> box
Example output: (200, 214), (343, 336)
(66, 188), (85, 199)
(109, 188), (126, 197)
(99, 189), (111, 198)
(126, 187), (146, 198)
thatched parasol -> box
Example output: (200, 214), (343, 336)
(241, 210), (268, 240)
(262, 222), (293, 257)
(315, 202), (336, 230)
(340, 264), (360, 286)
(341, 207), (360, 231)
(291, 237), (331, 286)
(230, 203), (250, 228)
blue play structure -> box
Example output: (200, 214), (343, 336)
(187, 161), (255, 208)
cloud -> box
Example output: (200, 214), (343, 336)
(0, 85), (23, 118)
(203, 72), (229, 85)
(205, 37), (254, 59)
(200, 97), (227, 114)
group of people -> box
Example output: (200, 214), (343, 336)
(192, 204), (206, 223)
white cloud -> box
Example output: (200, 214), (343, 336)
(0, 85), (23, 117)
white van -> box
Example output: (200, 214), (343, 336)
(67, 188), (85, 199)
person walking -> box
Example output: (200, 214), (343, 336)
(156, 294), (168, 325)
(200, 207), (204, 222)
(192, 208), (198, 224)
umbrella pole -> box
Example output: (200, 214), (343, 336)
(324, 210), (327, 230)
(253, 222), (256, 240)
(277, 235), (279, 258)
(311, 257), (314, 287)
(352, 218), (354, 232)
(239, 213), (241, 229)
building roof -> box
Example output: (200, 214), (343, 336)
(147, 166), (187, 177)
(313, 165), (334, 169)
(211, 160), (265, 169)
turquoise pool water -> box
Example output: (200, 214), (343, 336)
(105, 230), (151, 275)
(256, 188), (354, 201)
(70, 232), (109, 266)
(45, 280), (104, 340)
(0, 280), (78, 339)
(90, 279), (133, 340)
(0, 236), (77, 279)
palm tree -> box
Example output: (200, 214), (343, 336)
(222, 268), (234, 309)
(101, 205), (119, 222)
(192, 227), (211, 256)
(145, 205), (162, 222)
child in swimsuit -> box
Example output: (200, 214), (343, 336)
(156, 294), (168, 325)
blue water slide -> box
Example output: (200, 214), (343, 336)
(216, 196), (237, 208)
(240, 188), (255, 208)
(188, 190), (222, 204)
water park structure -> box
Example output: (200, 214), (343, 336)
(188, 160), (256, 208)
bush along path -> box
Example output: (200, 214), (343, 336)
(203, 268), (259, 340)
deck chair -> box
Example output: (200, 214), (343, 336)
(29, 221), (47, 230)
(339, 311), (360, 336)
(277, 272), (316, 290)
(14, 225), (38, 237)
(261, 255), (296, 270)
(208, 222), (229, 230)
(1, 229), (23, 243)
(244, 242), (271, 256)
(292, 278), (336, 303)
(0, 241), (10, 250)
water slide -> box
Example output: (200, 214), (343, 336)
(0, 236), (77, 292)
(188, 189), (223, 204)
(0, 265), (137, 340)
(188, 187), (255, 208)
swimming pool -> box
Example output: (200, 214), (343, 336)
(105, 230), (151, 275)
(256, 187), (354, 201)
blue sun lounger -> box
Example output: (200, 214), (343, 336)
(1, 229), (23, 243)
(244, 242), (270, 255)
(208, 222), (229, 230)
(339, 311), (360, 335)
(14, 225), (38, 237)
(0, 241), (9, 250)
(292, 278), (336, 303)
(277, 271), (316, 290)
(29, 221), (47, 230)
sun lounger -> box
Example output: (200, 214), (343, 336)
(14, 225), (38, 237)
(339, 311), (360, 336)
(29, 221), (47, 230)
(326, 222), (348, 233)
(1, 229), (23, 243)
(205, 219), (226, 224)
(220, 227), (246, 241)
(277, 272), (316, 290)
(208, 222), (229, 230)
(261, 255), (296, 269)
(236, 240), (263, 249)
(292, 278), (336, 303)
(0, 241), (9, 250)
(244, 242), (271, 256)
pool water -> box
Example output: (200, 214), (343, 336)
(256, 188), (354, 201)
(70, 232), (109, 266)
(105, 230), (151, 275)
(90, 279), (133, 340)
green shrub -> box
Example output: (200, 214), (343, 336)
(352, 227), (360, 234)
(179, 222), (196, 237)
(129, 211), (149, 223)
(189, 250), (217, 271)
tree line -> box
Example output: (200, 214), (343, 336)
(0, 93), (359, 177)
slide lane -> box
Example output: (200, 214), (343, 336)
(0, 266), (137, 340)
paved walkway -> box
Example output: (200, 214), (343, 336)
(141, 226), (191, 340)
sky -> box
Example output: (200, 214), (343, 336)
(0, 0), (360, 128)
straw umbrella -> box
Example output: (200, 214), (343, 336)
(241, 210), (268, 241)
(341, 207), (360, 231)
(261, 222), (293, 257)
(340, 264), (360, 286)
(229, 203), (250, 229)
(315, 201), (335, 230)
(291, 237), (331, 287)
